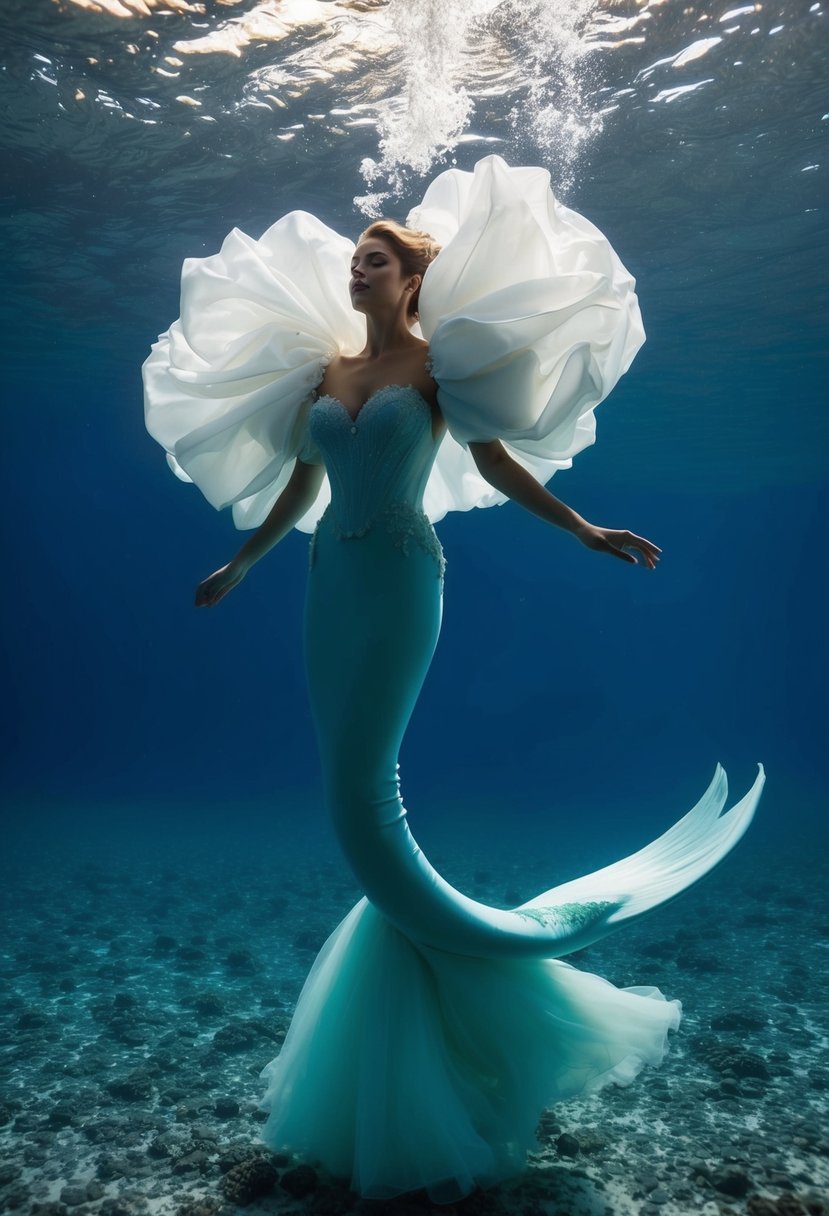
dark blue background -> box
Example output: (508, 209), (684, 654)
(5, 296), (825, 855)
(2, 0), (827, 863)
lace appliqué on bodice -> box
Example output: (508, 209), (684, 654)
(309, 500), (446, 580)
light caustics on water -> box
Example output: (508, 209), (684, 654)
(161, 0), (609, 206)
(32, 0), (807, 210)
(5, 0), (823, 362)
(356, 0), (604, 212)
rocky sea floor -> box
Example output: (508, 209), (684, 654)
(1, 811), (827, 1216)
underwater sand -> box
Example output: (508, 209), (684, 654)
(1, 808), (827, 1216)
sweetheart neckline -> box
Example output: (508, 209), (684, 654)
(313, 383), (431, 425)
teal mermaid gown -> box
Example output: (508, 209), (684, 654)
(142, 157), (765, 1203)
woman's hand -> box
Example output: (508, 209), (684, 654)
(574, 523), (661, 569)
(468, 445), (662, 566)
(195, 558), (250, 607)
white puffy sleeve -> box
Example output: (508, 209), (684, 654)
(142, 210), (364, 532)
(411, 156), (646, 523)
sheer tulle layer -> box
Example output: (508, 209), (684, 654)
(142, 156), (646, 532)
(258, 897), (681, 1203)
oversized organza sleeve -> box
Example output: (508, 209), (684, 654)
(142, 210), (364, 532)
(411, 156), (646, 524)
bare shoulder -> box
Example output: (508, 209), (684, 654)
(316, 352), (346, 399)
(405, 340), (438, 408)
(406, 342), (444, 441)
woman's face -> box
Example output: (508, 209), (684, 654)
(350, 238), (417, 316)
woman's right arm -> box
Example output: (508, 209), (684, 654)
(195, 458), (325, 607)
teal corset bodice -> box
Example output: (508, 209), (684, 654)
(307, 385), (445, 577)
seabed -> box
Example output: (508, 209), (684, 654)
(1, 812), (827, 1216)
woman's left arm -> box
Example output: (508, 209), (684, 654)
(469, 440), (661, 569)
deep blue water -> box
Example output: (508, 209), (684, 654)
(2, 0), (827, 866)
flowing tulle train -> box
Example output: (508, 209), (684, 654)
(259, 898), (682, 1203)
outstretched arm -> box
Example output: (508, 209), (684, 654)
(469, 440), (660, 568)
(195, 458), (325, 607)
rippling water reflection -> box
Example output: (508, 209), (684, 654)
(1, 0), (826, 484)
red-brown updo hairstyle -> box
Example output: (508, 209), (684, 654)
(357, 220), (442, 320)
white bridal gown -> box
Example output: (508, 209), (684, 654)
(143, 156), (764, 1204)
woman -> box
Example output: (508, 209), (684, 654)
(144, 157), (763, 1204)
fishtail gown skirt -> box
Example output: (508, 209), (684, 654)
(257, 388), (686, 1203)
